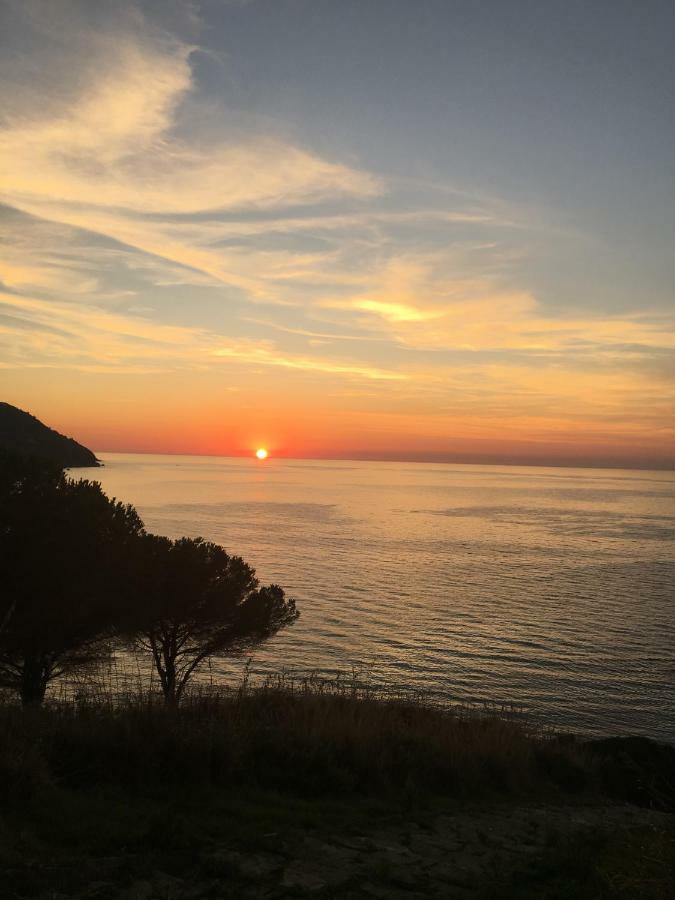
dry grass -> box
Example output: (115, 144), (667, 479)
(1, 675), (671, 899)
(0, 671), (591, 802)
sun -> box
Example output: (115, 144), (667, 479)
(255, 448), (268, 460)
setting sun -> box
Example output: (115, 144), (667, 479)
(1, 3), (673, 892)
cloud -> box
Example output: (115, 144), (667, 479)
(0, 29), (378, 216)
(315, 255), (675, 355)
(1, 0), (673, 463)
(0, 289), (208, 372)
(352, 300), (442, 323)
(212, 340), (405, 381)
(0, 289), (406, 384)
(0, 0), (379, 301)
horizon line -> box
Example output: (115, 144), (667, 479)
(92, 448), (675, 475)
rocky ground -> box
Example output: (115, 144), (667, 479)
(14, 803), (671, 899)
(4, 700), (674, 898)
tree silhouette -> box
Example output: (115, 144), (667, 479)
(0, 452), (63, 637)
(133, 535), (298, 704)
(0, 451), (145, 704)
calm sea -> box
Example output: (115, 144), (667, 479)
(90, 453), (675, 742)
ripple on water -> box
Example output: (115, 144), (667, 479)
(91, 454), (675, 742)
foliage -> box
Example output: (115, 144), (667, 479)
(0, 451), (298, 707)
(0, 451), (145, 704)
(131, 535), (299, 703)
(0, 402), (99, 468)
(0, 451), (64, 634)
(0, 676), (584, 796)
(0, 683), (672, 898)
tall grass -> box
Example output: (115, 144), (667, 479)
(0, 670), (591, 804)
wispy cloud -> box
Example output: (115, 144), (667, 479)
(0, 13), (378, 216)
(0, 1), (380, 303)
(212, 340), (405, 381)
(1, 0), (673, 463)
(0, 289), (406, 383)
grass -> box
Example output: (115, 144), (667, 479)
(0, 674), (672, 897)
(0, 672), (591, 800)
(490, 824), (675, 899)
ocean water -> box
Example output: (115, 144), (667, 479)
(90, 453), (675, 742)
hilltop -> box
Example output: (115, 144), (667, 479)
(0, 402), (100, 468)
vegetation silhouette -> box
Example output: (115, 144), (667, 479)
(0, 402), (100, 468)
(131, 534), (298, 705)
(0, 453), (673, 898)
(0, 451), (297, 705)
(0, 450), (143, 704)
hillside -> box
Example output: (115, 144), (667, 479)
(1, 686), (673, 898)
(0, 402), (100, 468)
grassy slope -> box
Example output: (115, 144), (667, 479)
(1, 682), (673, 897)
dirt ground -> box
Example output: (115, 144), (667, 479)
(31, 802), (669, 899)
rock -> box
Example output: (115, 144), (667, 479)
(82, 882), (114, 898)
(204, 848), (284, 881)
(360, 883), (428, 899)
(585, 735), (675, 811)
(382, 862), (427, 889)
(180, 884), (213, 899)
(237, 853), (284, 880)
(360, 884), (391, 898)
(150, 871), (184, 897)
(201, 849), (242, 877)
(281, 842), (360, 893)
(331, 834), (377, 852)
(117, 881), (153, 900)
(281, 860), (329, 892)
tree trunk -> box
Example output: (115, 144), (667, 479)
(161, 651), (178, 706)
(20, 653), (49, 706)
(0, 599), (16, 636)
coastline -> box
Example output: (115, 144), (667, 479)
(2, 682), (673, 898)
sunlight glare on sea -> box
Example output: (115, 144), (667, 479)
(90, 454), (675, 741)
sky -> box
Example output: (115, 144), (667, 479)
(1, 0), (674, 468)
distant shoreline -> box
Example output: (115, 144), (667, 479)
(92, 448), (675, 474)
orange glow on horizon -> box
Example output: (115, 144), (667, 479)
(4, 368), (674, 472)
(1, 2), (673, 476)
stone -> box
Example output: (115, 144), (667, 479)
(150, 872), (184, 897)
(83, 882), (114, 898)
(281, 861), (328, 892)
(117, 881), (153, 900)
(237, 853), (284, 880)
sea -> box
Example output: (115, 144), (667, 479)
(89, 453), (675, 742)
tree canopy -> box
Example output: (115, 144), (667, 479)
(133, 534), (299, 704)
(0, 451), (145, 704)
(0, 451), (298, 706)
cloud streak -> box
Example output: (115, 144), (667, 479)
(1, 1), (673, 465)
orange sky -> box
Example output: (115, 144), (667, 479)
(5, 366), (674, 470)
(1, 2), (674, 470)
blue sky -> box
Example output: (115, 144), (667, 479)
(1, 0), (673, 465)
